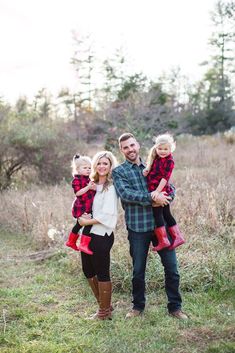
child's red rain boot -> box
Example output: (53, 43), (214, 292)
(78, 235), (93, 255)
(152, 226), (171, 252)
(168, 225), (185, 250)
(65, 232), (79, 251)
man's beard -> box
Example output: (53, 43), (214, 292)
(126, 151), (137, 162)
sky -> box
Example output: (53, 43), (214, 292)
(0, 0), (218, 103)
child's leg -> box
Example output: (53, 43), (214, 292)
(72, 221), (82, 234)
(66, 221), (82, 251)
(152, 207), (170, 252)
(162, 205), (176, 227)
(78, 225), (93, 255)
(162, 205), (185, 250)
(82, 225), (92, 235)
(168, 224), (185, 250)
(153, 207), (165, 227)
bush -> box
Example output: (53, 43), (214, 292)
(224, 126), (235, 144)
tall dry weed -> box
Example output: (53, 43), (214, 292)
(0, 182), (73, 248)
(0, 134), (234, 290)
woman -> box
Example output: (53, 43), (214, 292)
(78, 151), (118, 320)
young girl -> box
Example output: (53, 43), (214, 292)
(143, 133), (185, 251)
(65, 154), (96, 254)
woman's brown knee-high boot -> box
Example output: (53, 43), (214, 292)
(87, 276), (99, 303)
(97, 281), (112, 320)
(87, 276), (100, 319)
(87, 277), (113, 319)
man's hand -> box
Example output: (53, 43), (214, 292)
(151, 190), (160, 201)
(151, 191), (171, 207)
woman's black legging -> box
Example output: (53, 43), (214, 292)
(81, 232), (114, 282)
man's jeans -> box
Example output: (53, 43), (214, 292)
(128, 229), (182, 313)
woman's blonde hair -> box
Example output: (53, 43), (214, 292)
(146, 133), (176, 170)
(71, 154), (92, 176)
(90, 151), (118, 191)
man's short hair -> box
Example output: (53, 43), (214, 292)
(118, 132), (135, 146)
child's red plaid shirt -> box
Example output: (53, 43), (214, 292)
(71, 175), (95, 218)
(146, 154), (174, 194)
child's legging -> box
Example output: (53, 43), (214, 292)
(81, 232), (114, 282)
(153, 204), (177, 228)
(72, 220), (92, 235)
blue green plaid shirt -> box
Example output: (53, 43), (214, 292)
(112, 159), (155, 232)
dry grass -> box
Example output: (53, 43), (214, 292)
(0, 182), (72, 248)
(0, 134), (234, 290)
(0, 134), (235, 353)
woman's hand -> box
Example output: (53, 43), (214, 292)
(78, 216), (91, 226)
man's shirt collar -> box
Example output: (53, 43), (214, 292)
(124, 158), (146, 168)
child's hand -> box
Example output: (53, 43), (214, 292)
(88, 181), (97, 191)
(80, 213), (92, 219)
(143, 168), (149, 177)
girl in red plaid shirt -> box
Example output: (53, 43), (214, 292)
(143, 133), (185, 251)
(65, 154), (96, 254)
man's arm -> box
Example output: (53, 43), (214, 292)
(112, 168), (152, 206)
(112, 168), (171, 207)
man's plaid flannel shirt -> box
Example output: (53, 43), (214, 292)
(112, 159), (155, 233)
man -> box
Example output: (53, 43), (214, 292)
(112, 132), (188, 320)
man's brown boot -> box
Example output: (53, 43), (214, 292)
(125, 309), (143, 319)
(169, 309), (188, 320)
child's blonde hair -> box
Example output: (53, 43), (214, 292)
(90, 151), (118, 191)
(71, 154), (92, 176)
(146, 133), (176, 171)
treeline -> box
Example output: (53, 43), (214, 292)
(0, 0), (235, 190)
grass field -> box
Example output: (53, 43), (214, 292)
(0, 230), (234, 353)
(0, 134), (235, 352)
